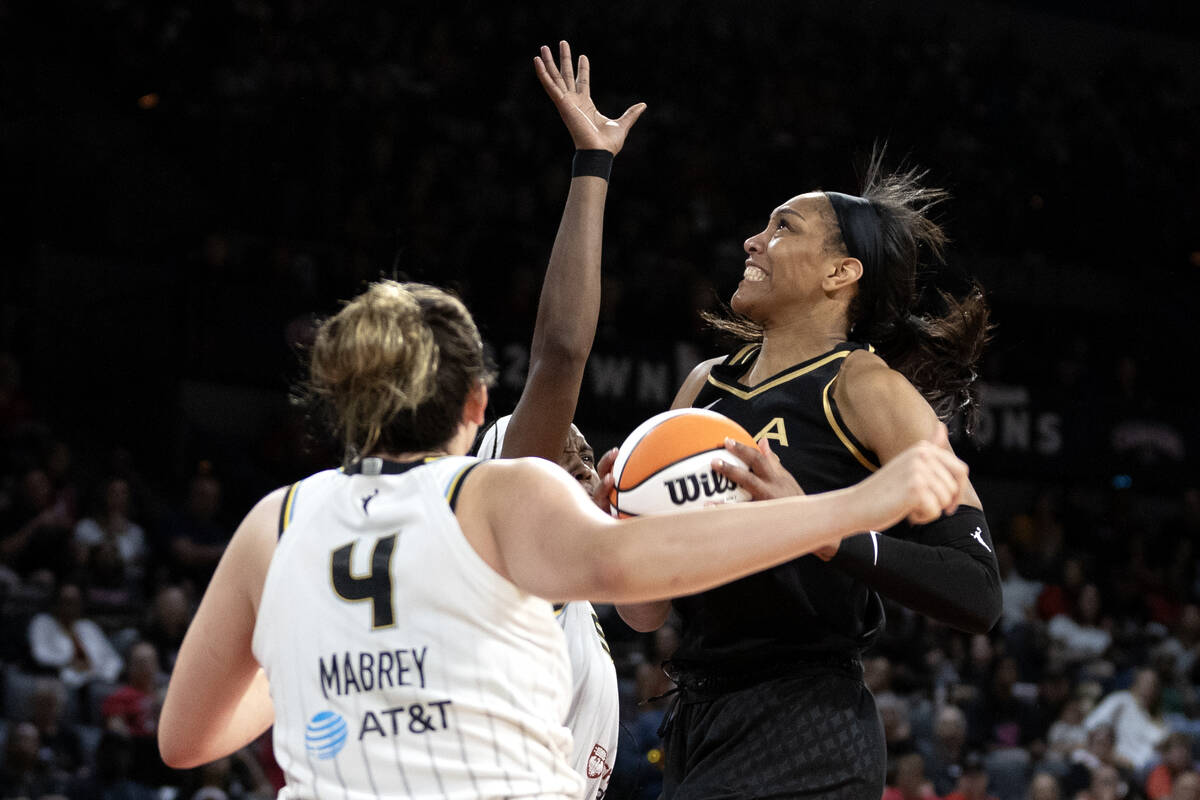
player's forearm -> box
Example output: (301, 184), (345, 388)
(591, 489), (869, 604)
(831, 506), (1001, 633)
(160, 667), (273, 768)
(530, 174), (607, 366)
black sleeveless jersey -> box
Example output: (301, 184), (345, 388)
(671, 341), (885, 670)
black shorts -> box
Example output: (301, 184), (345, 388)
(660, 663), (884, 800)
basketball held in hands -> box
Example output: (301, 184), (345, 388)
(608, 409), (756, 518)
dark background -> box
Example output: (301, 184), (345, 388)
(3, 0), (1200, 797)
(3, 0), (1198, 522)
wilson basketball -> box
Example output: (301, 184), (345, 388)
(608, 408), (757, 518)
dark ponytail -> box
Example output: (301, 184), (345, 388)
(844, 152), (992, 433)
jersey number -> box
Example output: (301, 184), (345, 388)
(330, 534), (397, 629)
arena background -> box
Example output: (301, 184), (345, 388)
(2, 1), (1199, 797)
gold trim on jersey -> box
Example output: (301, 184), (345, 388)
(707, 350), (853, 400)
(822, 375), (880, 472)
(726, 343), (762, 367)
(443, 461), (477, 503)
(281, 482), (301, 531)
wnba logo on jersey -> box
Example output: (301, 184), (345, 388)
(663, 470), (739, 506)
(306, 711), (349, 759)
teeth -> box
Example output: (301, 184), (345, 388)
(743, 266), (767, 282)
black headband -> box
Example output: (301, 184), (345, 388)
(825, 191), (883, 276)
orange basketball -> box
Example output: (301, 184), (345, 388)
(608, 408), (757, 518)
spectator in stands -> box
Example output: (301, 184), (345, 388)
(1027, 771), (1062, 800)
(27, 581), (123, 690)
(142, 583), (192, 672)
(28, 676), (85, 776)
(1078, 763), (1128, 800)
(1146, 732), (1198, 800)
(160, 466), (229, 591)
(967, 654), (1042, 753)
(0, 467), (75, 579)
(101, 640), (169, 788)
(999, 541), (1043, 634)
(1063, 724), (1129, 799)
(943, 751), (1000, 800)
(1047, 695), (1091, 768)
(920, 704), (970, 796)
(1084, 668), (1168, 773)
(1170, 771), (1200, 800)
(74, 476), (147, 585)
(0, 720), (70, 799)
(1048, 584), (1113, 674)
(883, 752), (937, 800)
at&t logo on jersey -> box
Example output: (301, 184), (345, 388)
(306, 711), (348, 759)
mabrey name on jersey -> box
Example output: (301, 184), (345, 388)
(318, 647), (428, 700)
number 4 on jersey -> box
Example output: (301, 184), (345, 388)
(331, 534), (397, 629)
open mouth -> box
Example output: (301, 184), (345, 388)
(743, 265), (767, 282)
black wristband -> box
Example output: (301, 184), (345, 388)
(572, 149), (613, 181)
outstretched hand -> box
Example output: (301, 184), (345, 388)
(534, 40), (646, 154)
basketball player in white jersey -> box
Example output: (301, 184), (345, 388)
(468, 41), (635, 800)
(157, 278), (972, 799)
(477, 416), (618, 800)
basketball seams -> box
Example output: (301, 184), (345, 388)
(617, 447), (727, 493)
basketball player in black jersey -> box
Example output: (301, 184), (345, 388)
(594, 157), (1002, 799)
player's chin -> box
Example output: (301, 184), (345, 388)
(730, 285), (764, 317)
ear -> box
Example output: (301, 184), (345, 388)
(463, 382), (488, 426)
(823, 257), (863, 292)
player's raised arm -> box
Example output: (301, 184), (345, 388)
(501, 42), (646, 461)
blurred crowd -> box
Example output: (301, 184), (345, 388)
(3, 1), (1199, 799)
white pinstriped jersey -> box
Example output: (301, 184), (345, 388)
(556, 601), (619, 800)
(252, 456), (583, 800)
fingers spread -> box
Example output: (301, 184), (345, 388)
(577, 54), (590, 95)
(540, 44), (565, 88)
(559, 40), (576, 92)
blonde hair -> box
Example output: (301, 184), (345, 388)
(306, 280), (492, 460)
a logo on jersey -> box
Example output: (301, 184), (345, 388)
(971, 526), (992, 553)
(664, 470), (738, 505)
(752, 417), (789, 447)
(306, 711), (348, 759)
(587, 743), (611, 779)
(361, 488), (379, 515)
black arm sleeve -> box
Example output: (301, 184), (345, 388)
(829, 505), (1002, 634)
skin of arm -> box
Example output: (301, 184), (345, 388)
(827, 350), (1001, 632)
(503, 41), (645, 462)
(155, 409), (964, 769)
(158, 489), (283, 769)
(609, 356), (723, 631)
(458, 437), (966, 605)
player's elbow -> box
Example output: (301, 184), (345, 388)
(954, 576), (1003, 634)
(158, 727), (203, 770)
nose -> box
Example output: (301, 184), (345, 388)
(744, 229), (766, 255)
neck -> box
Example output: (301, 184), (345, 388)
(744, 314), (847, 384)
(365, 450), (446, 463)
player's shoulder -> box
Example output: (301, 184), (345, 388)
(467, 455), (574, 495)
(837, 348), (938, 453)
(840, 348), (921, 405)
(673, 354), (730, 409)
